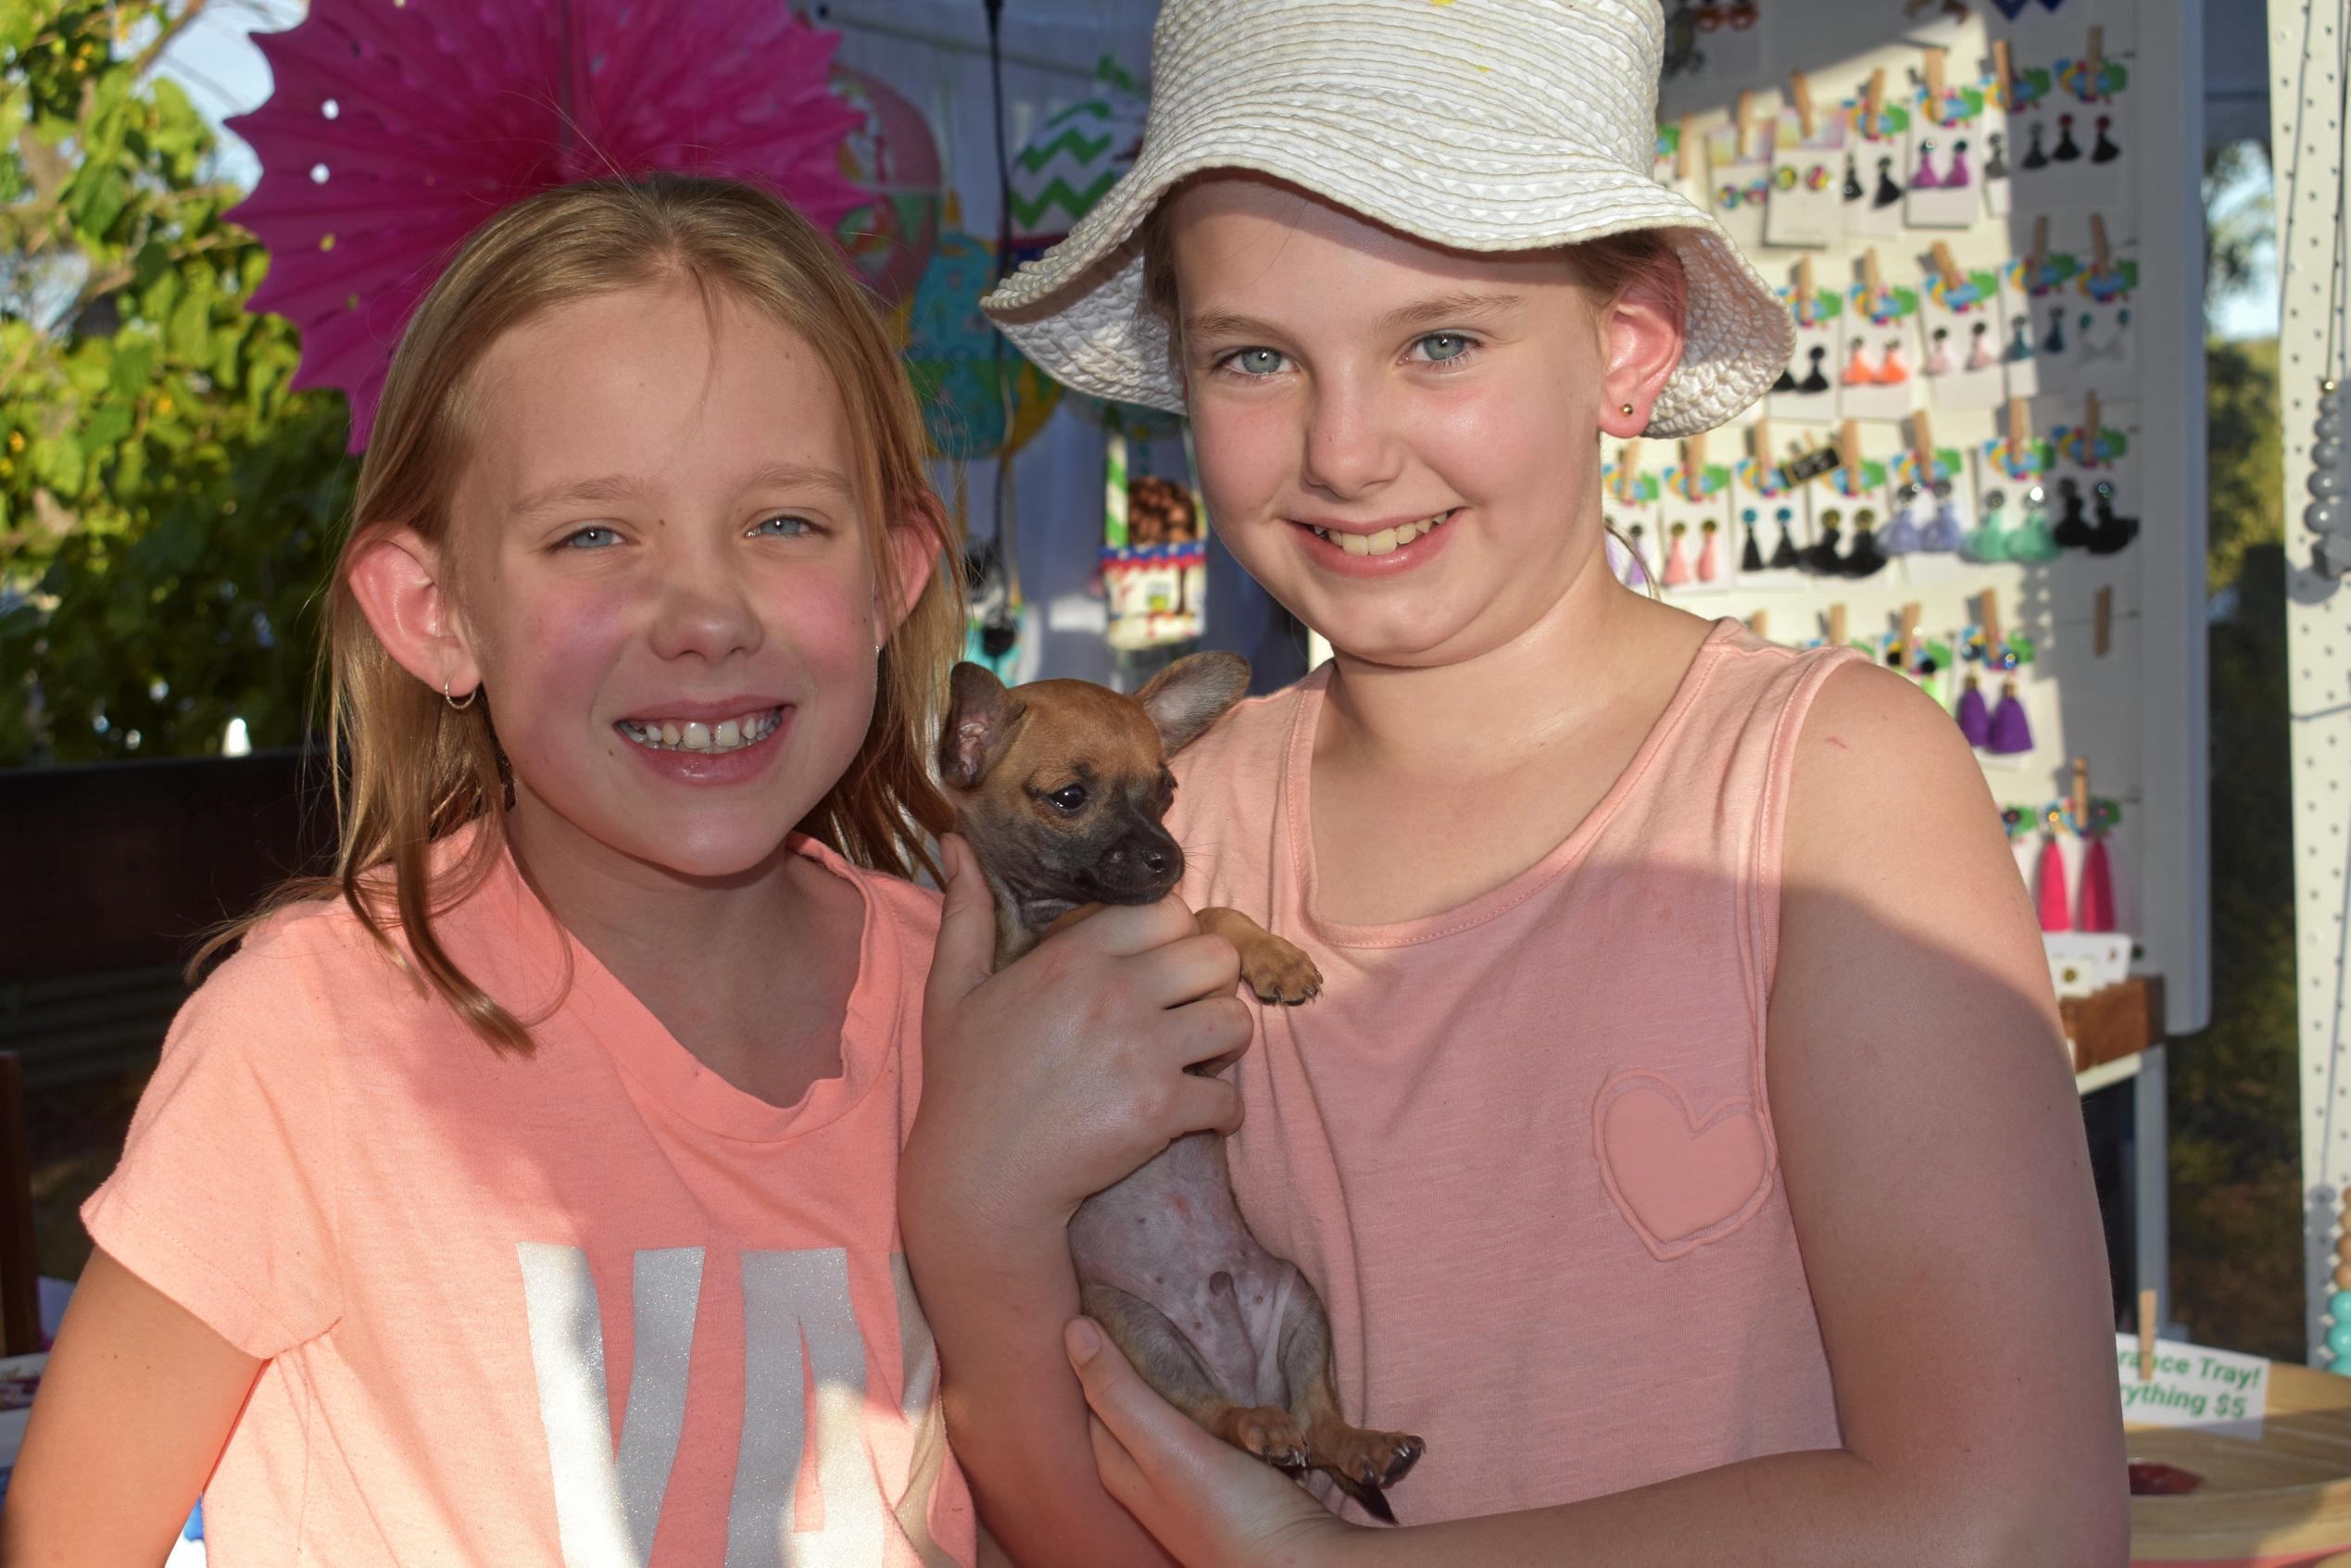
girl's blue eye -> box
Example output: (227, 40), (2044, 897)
(561, 525), (620, 549)
(749, 514), (814, 538)
(1227, 347), (1289, 377)
(1414, 332), (1476, 363)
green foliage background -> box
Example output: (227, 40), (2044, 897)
(0, 0), (353, 766)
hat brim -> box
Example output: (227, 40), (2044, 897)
(985, 99), (1792, 440)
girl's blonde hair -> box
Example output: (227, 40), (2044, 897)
(219, 174), (964, 1052)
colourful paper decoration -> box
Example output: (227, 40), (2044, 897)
(831, 68), (943, 315)
(904, 231), (1061, 459)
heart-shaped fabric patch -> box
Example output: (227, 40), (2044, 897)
(1592, 1071), (1774, 1261)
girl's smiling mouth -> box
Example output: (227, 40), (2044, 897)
(615, 704), (786, 753)
(1291, 508), (1461, 569)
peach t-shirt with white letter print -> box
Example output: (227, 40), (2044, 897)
(82, 833), (974, 1567)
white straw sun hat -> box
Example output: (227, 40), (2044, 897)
(983, 0), (1792, 439)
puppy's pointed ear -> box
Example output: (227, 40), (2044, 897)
(940, 662), (1026, 789)
(1136, 652), (1251, 758)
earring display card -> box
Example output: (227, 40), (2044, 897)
(1653, 121), (1705, 202)
(1708, 122), (1772, 252)
(1903, 84), (1994, 229)
(2071, 253), (2138, 394)
(2045, 409), (2139, 558)
(1921, 264), (2007, 411)
(1763, 111), (1849, 248)
(1658, 458), (1742, 595)
(1842, 96), (1913, 241)
(1769, 286), (1844, 422)
(2010, 49), (2131, 220)
(1602, 448), (1665, 587)
(1838, 278), (1923, 421)
(1977, 84), (2017, 219)
(1997, 257), (2073, 400)
(1892, 445), (1979, 584)
(1734, 458), (1816, 585)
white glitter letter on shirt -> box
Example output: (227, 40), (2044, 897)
(727, 1247), (881, 1567)
(519, 1244), (706, 1567)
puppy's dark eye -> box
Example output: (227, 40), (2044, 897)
(1048, 784), (1088, 812)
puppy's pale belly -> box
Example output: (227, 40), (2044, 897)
(1069, 1130), (1305, 1409)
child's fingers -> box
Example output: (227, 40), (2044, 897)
(1087, 1413), (1152, 1522)
(924, 834), (999, 1012)
(1165, 996), (1254, 1081)
(1134, 932), (1246, 1010)
(1071, 896), (1204, 959)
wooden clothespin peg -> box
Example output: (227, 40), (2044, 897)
(2083, 390), (2102, 446)
(1921, 46), (1948, 123)
(2005, 396), (2031, 461)
(2088, 26), (2106, 89)
(1977, 589), (2003, 654)
(2091, 212), (2113, 274)
(1748, 418), (1772, 470)
(1681, 433), (1707, 501)
(2137, 1287), (2156, 1383)
(1748, 608), (1769, 640)
(1789, 70), (1817, 139)
(1735, 90), (1757, 152)
(1616, 438), (1641, 504)
(1828, 603), (1849, 648)
(1930, 241), (1965, 293)
(2030, 215), (2050, 278)
(1909, 409), (1936, 471)
(2093, 585), (2114, 658)
(1861, 247), (1885, 307)
(1898, 601), (1922, 659)
(2071, 757), (2091, 824)
(1677, 113), (1696, 180)
(1795, 256), (1817, 325)
(1991, 39), (2015, 107)
(1864, 68), (1886, 129)
(1838, 419), (1862, 490)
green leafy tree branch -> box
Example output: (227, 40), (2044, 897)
(1, 0), (354, 764)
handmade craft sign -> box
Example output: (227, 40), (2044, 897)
(2114, 1336), (2269, 1442)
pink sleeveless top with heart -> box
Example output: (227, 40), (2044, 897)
(1165, 618), (1862, 1523)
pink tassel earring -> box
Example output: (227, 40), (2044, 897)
(2036, 806), (2072, 933)
(2065, 765), (2120, 933)
(1662, 522), (1693, 587)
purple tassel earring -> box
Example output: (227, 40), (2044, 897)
(1986, 676), (2035, 753)
(1956, 672), (1991, 746)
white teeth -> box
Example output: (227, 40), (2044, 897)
(620, 708), (782, 754)
(1312, 509), (1452, 554)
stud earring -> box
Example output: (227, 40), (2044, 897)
(1620, 402), (1637, 418)
(444, 677), (478, 711)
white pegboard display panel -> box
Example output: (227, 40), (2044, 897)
(1634, 0), (2207, 1035)
(2272, 0), (2351, 1366)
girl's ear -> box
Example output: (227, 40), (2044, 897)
(875, 502), (948, 644)
(1597, 265), (1689, 440)
(347, 526), (481, 699)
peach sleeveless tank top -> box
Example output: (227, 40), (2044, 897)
(1166, 619), (1861, 1522)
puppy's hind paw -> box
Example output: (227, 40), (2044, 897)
(1219, 1405), (1310, 1472)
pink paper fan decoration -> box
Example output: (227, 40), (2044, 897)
(228, 0), (867, 450)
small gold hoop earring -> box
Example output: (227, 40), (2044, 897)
(444, 677), (478, 711)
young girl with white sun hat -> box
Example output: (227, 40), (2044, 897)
(902, 2), (2128, 1563)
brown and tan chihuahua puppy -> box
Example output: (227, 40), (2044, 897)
(938, 652), (1424, 1523)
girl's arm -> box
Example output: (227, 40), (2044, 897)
(2, 1248), (262, 1566)
(1062, 661), (2129, 1568)
(903, 836), (1250, 1568)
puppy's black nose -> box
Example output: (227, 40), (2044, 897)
(1140, 846), (1170, 876)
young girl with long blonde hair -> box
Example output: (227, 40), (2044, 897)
(902, 2), (2127, 1563)
(6, 175), (986, 1567)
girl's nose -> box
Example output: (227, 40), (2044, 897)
(1299, 375), (1404, 501)
(647, 548), (761, 664)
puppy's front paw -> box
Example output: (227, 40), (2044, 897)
(1238, 935), (1322, 1005)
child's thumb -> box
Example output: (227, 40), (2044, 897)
(925, 834), (999, 1008)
